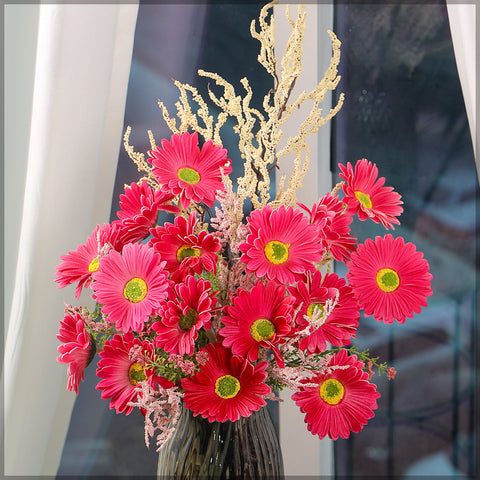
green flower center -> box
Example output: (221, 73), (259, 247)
(178, 308), (199, 331)
(307, 302), (324, 319)
(88, 256), (100, 273)
(128, 362), (146, 386)
(215, 374), (241, 399)
(123, 277), (148, 303)
(176, 244), (201, 263)
(354, 191), (372, 209)
(250, 318), (275, 342)
(264, 240), (290, 265)
(376, 268), (400, 293)
(320, 378), (345, 405)
(177, 167), (201, 185)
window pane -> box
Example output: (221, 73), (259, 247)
(333, 3), (477, 478)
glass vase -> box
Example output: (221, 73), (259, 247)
(157, 404), (284, 479)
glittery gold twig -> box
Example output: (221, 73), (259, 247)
(124, 1), (343, 209)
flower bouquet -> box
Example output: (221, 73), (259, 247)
(55, 1), (432, 460)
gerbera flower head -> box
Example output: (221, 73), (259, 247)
(339, 158), (403, 229)
(299, 193), (357, 263)
(148, 131), (232, 209)
(57, 309), (96, 394)
(346, 234), (433, 324)
(292, 349), (380, 440)
(239, 205), (322, 285)
(96, 333), (172, 415)
(149, 213), (221, 282)
(289, 270), (360, 353)
(92, 242), (169, 332)
(55, 222), (127, 298)
(116, 180), (180, 242)
(219, 281), (294, 367)
(153, 275), (218, 356)
(181, 343), (271, 422)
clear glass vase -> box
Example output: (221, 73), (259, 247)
(157, 404), (284, 479)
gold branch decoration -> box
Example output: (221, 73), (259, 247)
(123, 1), (343, 212)
(123, 126), (158, 189)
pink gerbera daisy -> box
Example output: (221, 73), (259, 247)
(339, 159), (403, 229)
(149, 213), (221, 282)
(55, 222), (128, 298)
(239, 205), (322, 285)
(153, 275), (218, 355)
(346, 234), (432, 324)
(92, 242), (169, 332)
(299, 193), (357, 263)
(292, 349), (380, 440)
(57, 309), (96, 394)
(181, 343), (271, 422)
(96, 333), (172, 415)
(219, 281), (294, 367)
(289, 270), (360, 353)
(148, 132), (232, 209)
(116, 180), (180, 242)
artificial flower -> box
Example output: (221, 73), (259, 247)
(92, 242), (169, 332)
(149, 213), (221, 282)
(239, 205), (322, 284)
(219, 281), (294, 367)
(116, 180), (179, 242)
(289, 270), (360, 353)
(153, 275), (218, 356)
(55, 222), (128, 298)
(148, 131), (232, 209)
(346, 234), (433, 324)
(96, 333), (172, 415)
(292, 349), (380, 440)
(339, 158), (403, 229)
(181, 343), (271, 422)
(57, 309), (95, 394)
(299, 193), (357, 263)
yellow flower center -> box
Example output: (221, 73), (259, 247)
(264, 240), (290, 264)
(215, 375), (241, 399)
(123, 277), (148, 303)
(354, 191), (372, 209)
(250, 318), (275, 342)
(88, 256), (100, 273)
(128, 362), (146, 385)
(320, 378), (345, 405)
(376, 268), (400, 293)
(307, 303), (324, 319)
(176, 244), (201, 263)
(177, 167), (201, 184)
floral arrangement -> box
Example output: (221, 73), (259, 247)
(55, 3), (432, 451)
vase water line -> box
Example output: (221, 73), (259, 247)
(157, 404), (284, 479)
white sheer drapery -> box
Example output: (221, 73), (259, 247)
(446, 2), (477, 163)
(3, 4), (138, 475)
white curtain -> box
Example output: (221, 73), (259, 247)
(446, 2), (477, 164)
(3, 4), (138, 475)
